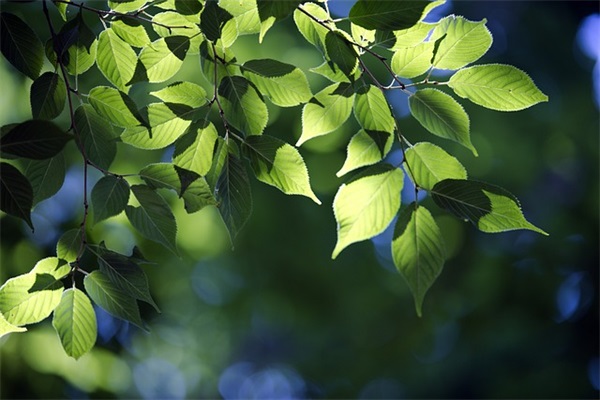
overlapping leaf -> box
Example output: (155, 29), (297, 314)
(293, 2), (331, 53)
(332, 164), (404, 258)
(56, 228), (83, 263)
(244, 135), (321, 204)
(108, 0), (146, 13)
(431, 16), (492, 70)
(19, 153), (65, 205)
(298, 82), (355, 146)
(52, 288), (97, 359)
(404, 142), (467, 190)
(409, 88), (476, 154)
(256, 0), (301, 41)
(55, 12), (98, 75)
(241, 59), (312, 107)
(349, 0), (429, 31)
(431, 179), (547, 234)
(337, 129), (393, 177)
(31, 257), (71, 280)
(135, 36), (190, 83)
(88, 86), (144, 128)
(173, 122), (218, 176)
(0, 312), (26, 338)
(152, 12), (203, 55)
(74, 104), (118, 169)
(391, 41), (434, 78)
(448, 64), (549, 111)
(0, 120), (71, 160)
(325, 31), (358, 80)
(150, 81), (207, 108)
(218, 75), (268, 135)
(111, 16), (151, 48)
(96, 28), (137, 91)
(0, 162), (33, 229)
(392, 205), (446, 316)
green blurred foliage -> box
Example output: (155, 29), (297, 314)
(1, 1), (598, 399)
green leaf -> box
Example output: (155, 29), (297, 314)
(354, 85), (396, 132)
(152, 11), (203, 55)
(56, 12), (98, 75)
(309, 60), (360, 84)
(206, 136), (227, 189)
(74, 104), (118, 170)
(350, 23), (375, 47)
(94, 247), (159, 312)
(83, 270), (144, 328)
(88, 86), (144, 128)
(0, 163), (32, 229)
(53, 0), (70, 21)
(91, 175), (130, 223)
(293, 2), (331, 52)
(431, 179), (548, 235)
(199, 41), (238, 85)
(97, 28), (138, 92)
(200, 0), (234, 42)
(404, 142), (467, 190)
(431, 16), (492, 70)
(389, 22), (436, 50)
(216, 141), (252, 240)
(349, 0), (429, 31)
(108, 0), (146, 12)
(256, 0), (301, 41)
(150, 81), (207, 108)
(337, 129), (393, 177)
(409, 88), (476, 154)
(448, 64), (549, 111)
(325, 31), (358, 79)
(52, 288), (97, 359)
(244, 135), (321, 204)
(111, 16), (151, 48)
(220, 0), (261, 36)
(31, 257), (71, 280)
(298, 82), (355, 146)
(0, 312), (27, 338)
(120, 103), (195, 149)
(136, 36), (190, 83)
(139, 163), (217, 213)
(0, 120), (71, 160)
(30, 72), (66, 120)
(390, 41), (434, 79)
(392, 204), (446, 317)
(241, 59), (312, 107)
(0, 271), (63, 326)
(19, 153), (66, 205)
(332, 164), (404, 258)
(173, 121), (218, 176)
(56, 228), (83, 263)
(218, 75), (268, 135)
(0, 12), (44, 79)
(126, 185), (178, 254)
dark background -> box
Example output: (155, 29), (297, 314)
(0, 1), (598, 398)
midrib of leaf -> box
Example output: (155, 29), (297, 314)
(133, 201), (173, 248)
(2, 15), (34, 74)
(413, 94), (461, 139)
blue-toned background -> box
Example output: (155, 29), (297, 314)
(1, 1), (598, 398)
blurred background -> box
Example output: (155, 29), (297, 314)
(1, 0), (598, 398)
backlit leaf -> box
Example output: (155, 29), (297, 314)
(241, 59), (312, 107)
(298, 82), (355, 146)
(431, 179), (547, 235)
(325, 31), (358, 79)
(126, 185), (178, 254)
(220, 0), (261, 36)
(30, 72), (66, 120)
(31, 257), (70, 280)
(257, 0), (301, 41)
(244, 135), (321, 204)
(56, 228), (83, 263)
(448, 64), (549, 111)
(218, 75), (268, 135)
(0, 120), (71, 160)
(74, 104), (118, 169)
(150, 81), (207, 108)
(431, 16), (492, 70)
(353, 85), (396, 133)
(293, 2), (331, 53)
(392, 205), (446, 316)
(409, 88), (475, 154)
(404, 142), (467, 190)
(0, 271), (63, 326)
(111, 16), (151, 48)
(389, 22), (436, 49)
(199, 41), (238, 85)
(332, 164), (404, 258)
(309, 60), (360, 83)
(0, 312), (26, 338)
(136, 36), (190, 83)
(97, 29), (138, 91)
(200, 0), (234, 42)
(52, 288), (97, 359)
(108, 0), (146, 12)
(173, 121), (218, 176)
(337, 129), (393, 177)
(91, 175), (130, 223)
(152, 11), (203, 55)
(390, 41), (434, 79)
(0, 12), (44, 79)
(88, 86), (144, 128)
(84, 270), (144, 328)
(56, 12), (98, 75)
(19, 153), (66, 205)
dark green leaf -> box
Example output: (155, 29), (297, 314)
(392, 204), (446, 317)
(0, 120), (71, 160)
(84, 270), (144, 329)
(19, 153), (66, 205)
(200, 0), (234, 42)
(0, 12), (44, 79)
(257, 0), (301, 40)
(74, 104), (118, 169)
(54, 12), (98, 75)
(325, 31), (358, 79)
(91, 175), (130, 223)
(216, 140), (252, 240)
(30, 72), (66, 120)
(136, 36), (190, 83)
(349, 0), (428, 31)
(56, 228), (83, 263)
(126, 185), (178, 254)
(218, 75), (268, 135)
(0, 162), (33, 229)
(431, 179), (547, 235)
